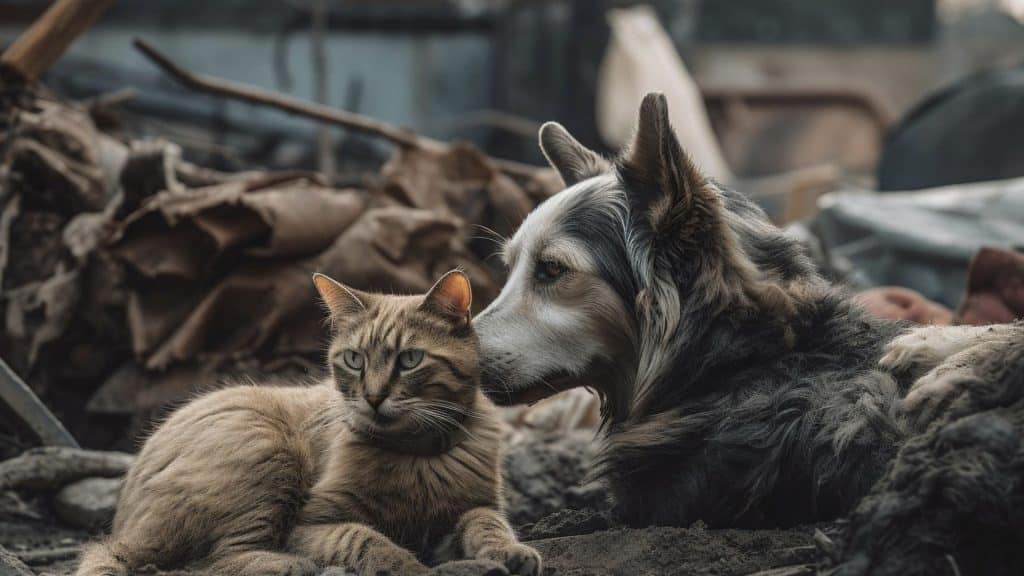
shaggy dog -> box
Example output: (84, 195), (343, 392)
(837, 326), (1024, 576)
(473, 92), (1019, 543)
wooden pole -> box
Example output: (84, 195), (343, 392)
(1, 0), (116, 83)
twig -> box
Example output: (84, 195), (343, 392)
(813, 528), (839, 562)
(0, 544), (34, 576)
(945, 555), (963, 576)
(132, 38), (541, 179)
(16, 546), (80, 566)
(743, 565), (815, 576)
(84, 87), (137, 110)
(0, 0), (116, 83)
(0, 447), (132, 492)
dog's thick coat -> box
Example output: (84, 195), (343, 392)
(476, 93), (915, 528)
(838, 329), (1024, 576)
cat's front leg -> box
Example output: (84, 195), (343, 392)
(452, 508), (541, 576)
(289, 523), (429, 576)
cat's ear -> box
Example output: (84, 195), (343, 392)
(421, 270), (472, 324)
(313, 273), (368, 318)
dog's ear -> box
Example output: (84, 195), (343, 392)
(539, 122), (611, 186)
(313, 273), (372, 319)
(618, 93), (718, 239)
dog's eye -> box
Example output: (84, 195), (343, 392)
(341, 350), (364, 371)
(535, 259), (567, 283)
(398, 349), (424, 370)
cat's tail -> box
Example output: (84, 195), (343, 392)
(75, 541), (129, 576)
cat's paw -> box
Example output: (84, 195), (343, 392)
(477, 544), (542, 576)
(879, 327), (951, 375)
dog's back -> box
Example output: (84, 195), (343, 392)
(597, 286), (911, 528)
(837, 336), (1024, 575)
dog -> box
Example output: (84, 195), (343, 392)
(838, 328), (1024, 576)
(474, 92), (1020, 531)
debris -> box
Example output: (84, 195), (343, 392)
(853, 287), (953, 325)
(132, 38), (539, 180)
(0, 447), (132, 492)
(15, 546), (79, 567)
(520, 508), (611, 540)
(53, 477), (121, 529)
(502, 431), (599, 527)
(812, 529), (838, 563)
(0, 543), (34, 576)
(527, 525), (820, 576)
(0, 85), (558, 445)
(0, 0), (115, 83)
(743, 566), (815, 576)
(0, 358), (77, 448)
(428, 560), (507, 576)
(957, 246), (1024, 324)
(816, 178), (1024, 307)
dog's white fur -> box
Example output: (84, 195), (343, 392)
(475, 175), (637, 403)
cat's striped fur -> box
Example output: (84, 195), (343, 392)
(77, 271), (539, 576)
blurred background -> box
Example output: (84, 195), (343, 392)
(2, 0), (1024, 450)
(3, 0), (1024, 178)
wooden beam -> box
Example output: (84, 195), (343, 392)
(1, 0), (116, 83)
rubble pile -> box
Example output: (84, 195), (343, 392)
(0, 89), (560, 449)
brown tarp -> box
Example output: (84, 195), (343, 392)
(0, 92), (559, 432)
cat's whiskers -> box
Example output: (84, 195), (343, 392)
(405, 402), (482, 442)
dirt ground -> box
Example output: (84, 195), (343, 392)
(0, 432), (828, 576)
(0, 517), (825, 576)
(531, 523), (821, 576)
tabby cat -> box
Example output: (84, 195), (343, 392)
(77, 270), (541, 576)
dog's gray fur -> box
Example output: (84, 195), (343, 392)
(837, 331), (1024, 576)
(476, 93), (922, 528)
(476, 93), (1024, 575)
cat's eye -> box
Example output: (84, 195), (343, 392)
(341, 350), (364, 371)
(398, 349), (424, 370)
(535, 259), (567, 284)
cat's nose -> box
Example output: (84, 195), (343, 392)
(364, 393), (386, 411)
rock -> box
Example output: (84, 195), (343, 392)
(0, 448), (133, 492)
(522, 508), (611, 540)
(0, 544), (34, 576)
(502, 431), (600, 527)
(54, 476), (122, 529)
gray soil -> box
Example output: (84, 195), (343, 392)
(529, 523), (821, 576)
(0, 433), (827, 575)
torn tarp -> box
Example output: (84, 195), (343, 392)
(816, 178), (1024, 308)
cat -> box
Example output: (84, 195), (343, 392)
(77, 270), (541, 576)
